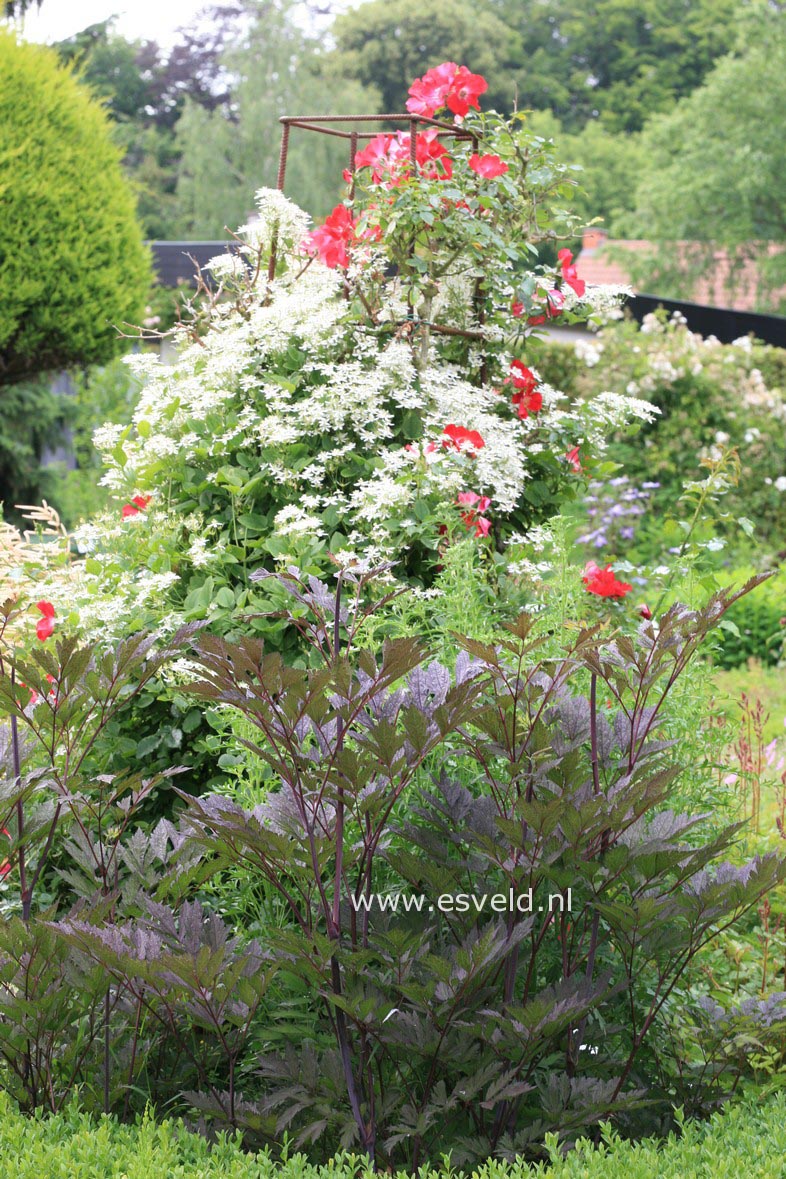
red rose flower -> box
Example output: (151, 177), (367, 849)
(121, 494), (152, 519)
(639, 603), (653, 620)
(469, 153), (508, 178)
(415, 130), (453, 180)
(456, 491), (492, 538)
(442, 424), (485, 453)
(354, 133), (396, 183)
(445, 66), (488, 117)
(514, 389), (543, 419)
(510, 360), (537, 394)
(558, 248), (586, 297)
(509, 360), (543, 419)
(582, 562), (633, 599)
(565, 446), (582, 473)
(406, 63), (488, 119)
(303, 204), (357, 269)
(406, 61), (458, 118)
(35, 600), (55, 641)
(528, 288), (565, 325)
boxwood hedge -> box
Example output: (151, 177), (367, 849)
(1, 1092), (785, 1178)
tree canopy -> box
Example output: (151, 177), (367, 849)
(173, 2), (378, 236)
(333, 0), (743, 133)
(625, 8), (786, 310)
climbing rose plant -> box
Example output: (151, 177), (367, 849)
(33, 64), (652, 644)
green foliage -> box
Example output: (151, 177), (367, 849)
(140, 568), (783, 1163)
(714, 665), (786, 745)
(486, 0), (740, 132)
(526, 112), (645, 240)
(713, 569), (786, 671)
(0, 31), (151, 383)
(52, 16), (236, 239)
(530, 1095), (786, 1177)
(45, 357), (143, 527)
(0, 1091), (283, 1177)
(333, 0), (739, 135)
(1, 568), (782, 1155)
(0, 375), (67, 521)
(625, 8), (786, 311)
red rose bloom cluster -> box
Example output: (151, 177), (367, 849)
(121, 493), (152, 519)
(406, 63), (488, 120)
(582, 562), (633, 599)
(457, 491), (492, 538)
(354, 129), (452, 185)
(303, 204), (357, 269)
(508, 360), (543, 419)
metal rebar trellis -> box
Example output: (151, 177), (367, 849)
(266, 112), (478, 284)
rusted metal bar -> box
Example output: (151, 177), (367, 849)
(275, 122), (290, 191)
(282, 122), (354, 141)
(266, 122), (292, 283)
(277, 113), (474, 144)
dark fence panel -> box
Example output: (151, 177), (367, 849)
(629, 294), (786, 348)
(148, 242), (233, 288)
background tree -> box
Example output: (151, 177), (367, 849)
(2, 0), (40, 15)
(54, 16), (232, 239)
(623, 7), (786, 311)
(485, 0), (742, 132)
(0, 30), (150, 383)
(174, 0), (379, 236)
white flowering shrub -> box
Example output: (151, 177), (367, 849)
(35, 67), (656, 649)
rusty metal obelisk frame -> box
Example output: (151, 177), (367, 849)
(266, 112), (478, 283)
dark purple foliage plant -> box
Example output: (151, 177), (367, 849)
(1, 571), (785, 1167)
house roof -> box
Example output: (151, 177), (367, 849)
(577, 233), (785, 314)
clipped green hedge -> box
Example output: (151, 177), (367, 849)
(2, 1092), (786, 1178)
(0, 30), (150, 382)
(531, 1097), (786, 1179)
